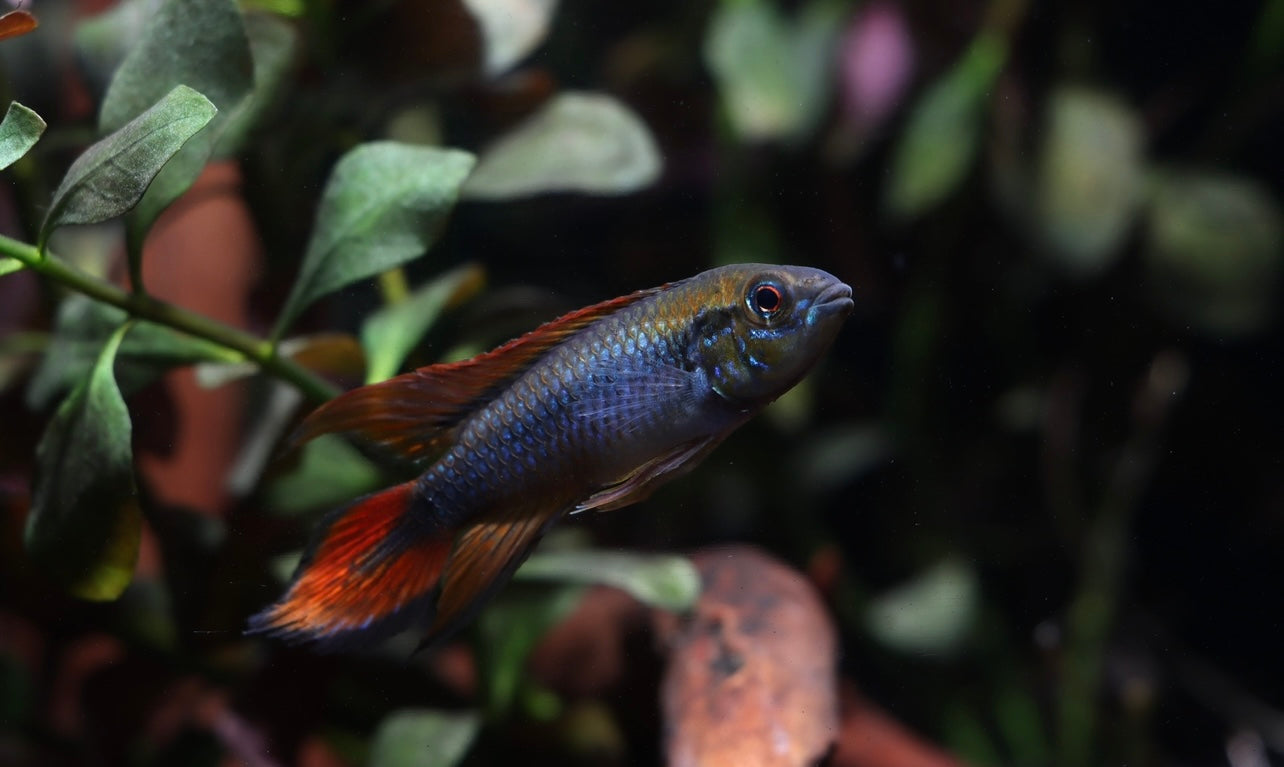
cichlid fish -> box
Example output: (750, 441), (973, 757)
(249, 263), (853, 649)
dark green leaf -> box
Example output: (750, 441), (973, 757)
(884, 34), (1007, 221)
(361, 263), (485, 383)
(73, 0), (164, 99)
(0, 101), (45, 170)
(39, 85), (217, 248)
(461, 93), (660, 199)
(26, 323), (140, 601)
(1144, 170), (1284, 336)
(370, 709), (481, 767)
(214, 12), (300, 158)
(274, 142), (476, 336)
(98, 0), (253, 251)
(477, 584), (586, 715)
(514, 549), (701, 611)
(262, 435), (383, 515)
(26, 295), (238, 409)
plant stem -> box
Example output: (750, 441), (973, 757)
(0, 232), (340, 403)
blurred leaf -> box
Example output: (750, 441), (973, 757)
(995, 683), (1052, 765)
(263, 435), (383, 515)
(274, 142), (476, 336)
(242, 0), (307, 16)
(0, 10), (37, 42)
(462, 93), (660, 199)
(884, 33), (1006, 220)
(1036, 88), (1144, 275)
(477, 584), (586, 715)
(214, 12), (299, 158)
(0, 258), (23, 278)
(0, 332), (44, 394)
(195, 333), (363, 389)
(26, 323), (140, 601)
(0, 101), (45, 169)
(39, 85), (217, 249)
(74, 0), (164, 98)
(791, 424), (890, 496)
(26, 294), (238, 409)
(943, 701), (1004, 767)
(865, 558), (979, 657)
(226, 381), (302, 496)
(99, 0), (253, 252)
(514, 549), (701, 610)
(1144, 170), (1284, 336)
(361, 263), (486, 383)
(704, 0), (844, 142)
(370, 709), (481, 767)
(462, 0), (559, 76)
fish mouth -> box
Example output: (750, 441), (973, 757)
(811, 281), (854, 318)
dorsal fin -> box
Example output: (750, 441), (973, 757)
(290, 285), (662, 461)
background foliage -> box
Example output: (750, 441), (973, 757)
(1, 0), (1283, 765)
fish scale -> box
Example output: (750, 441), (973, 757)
(249, 263), (853, 649)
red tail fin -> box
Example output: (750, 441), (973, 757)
(248, 481), (450, 648)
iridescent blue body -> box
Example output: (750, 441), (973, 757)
(250, 264), (853, 649)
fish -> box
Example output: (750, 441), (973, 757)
(248, 263), (853, 650)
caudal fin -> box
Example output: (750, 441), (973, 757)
(248, 481), (450, 649)
(249, 481), (563, 651)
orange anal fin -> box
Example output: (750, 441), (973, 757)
(574, 433), (730, 514)
(248, 481), (449, 649)
(418, 504), (564, 649)
(290, 286), (663, 462)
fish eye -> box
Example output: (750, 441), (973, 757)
(747, 282), (784, 318)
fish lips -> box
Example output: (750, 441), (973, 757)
(807, 281), (854, 326)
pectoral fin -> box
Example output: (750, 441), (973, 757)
(574, 433), (730, 514)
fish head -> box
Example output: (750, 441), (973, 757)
(693, 264), (853, 407)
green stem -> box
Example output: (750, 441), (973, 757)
(0, 233), (340, 403)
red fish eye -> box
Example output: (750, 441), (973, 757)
(750, 284), (783, 316)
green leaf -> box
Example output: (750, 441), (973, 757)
(704, 0), (844, 142)
(361, 264), (486, 383)
(462, 0), (559, 76)
(461, 93), (660, 200)
(262, 435), (383, 515)
(864, 558), (979, 657)
(884, 33), (1007, 221)
(74, 0), (165, 99)
(26, 295), (237, 409)
(1144, 169), (1284, 336)
(214, 12), (300, 158)
(1035, 88), (1145, 275)
(274, 142), (476, 337)
(98, 0), (253, 253)
(514, 549), (701, 611)
(39, 85), (217, 249)
(477, 584), (585, 715)
(0, 101), (45, 170)
(0, 258), (24, 278)
(370, 709), (481, 767)
(26, 323), (141, 601)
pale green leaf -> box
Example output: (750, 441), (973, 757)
(515, 549), (701, 611)
(865, 558), (979, 657)
(26, 324), (140, 601)
(884, 34), (1007, 220)
(0, 101), (45, 170)
(361, 263), (486, 383)
(462, 93), (660, 200)
(704, 0), (843, 142)
(370, 709), (481, 767)
(39, 85), (217, 248)
(274, 142), (476, 336)
(1036, 88), (1145, 275)
(463, 0), (559, 76)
